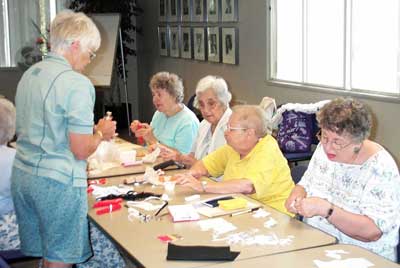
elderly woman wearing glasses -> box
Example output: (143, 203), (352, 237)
(158, 75), (232, 168)
(130, 71), (199, 154)
(176, 105), (294, 215)
(11, 11), (125, 268)
(285, 98), (400, 261)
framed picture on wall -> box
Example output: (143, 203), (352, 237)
(221, 0), (238, 22)
(192, 0), (205, 21)
(169, 0), (181, 22)
(193, 27), (206, 61)
(159, 0), (168, 21)
(207, 27), (220, 62)
(181, 0), (192, 21)
(181, 27), (192, 59)
(206, 0), (220, 22)
(222, 27), (238, 64)
(169, 26), (180, 58)
(158, 26), (169, 56)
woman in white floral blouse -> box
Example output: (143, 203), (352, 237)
(285, 98), (400, 261)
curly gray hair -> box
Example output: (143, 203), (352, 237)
(317, 98), (372, 142)
(0, 98), (16, 145)
(149, 71), (184, 103)
(193, 75), (232, 109)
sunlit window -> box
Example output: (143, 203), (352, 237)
(268, 0), (400, 96)
(0, 0), (66, 68)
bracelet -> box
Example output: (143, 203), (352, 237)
(325, 203), (334, 219)
(201, 181), (207, 192)
(96, 130), (103, 140)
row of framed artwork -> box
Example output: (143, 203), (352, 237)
(160, 0), (238, 22)
(159, 26), (238, 64)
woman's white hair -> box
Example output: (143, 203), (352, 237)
(0, 98), (16, 145)
(194, 75), (232, 109)
(50, 10), (101, 54)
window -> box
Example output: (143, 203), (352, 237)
(0, 0), (67, 68)
(268, 0), (400, 97)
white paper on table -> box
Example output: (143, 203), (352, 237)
(313, 258), (374, 268)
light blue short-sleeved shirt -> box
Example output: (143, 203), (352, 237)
(13, 53), (95, 187)
(151, 105), (199, 154)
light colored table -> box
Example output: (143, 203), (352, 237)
(87, 138), (176, 179)
(88, 173), (337, 268)
(206, 244), (400, 268)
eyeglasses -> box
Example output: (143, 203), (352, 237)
(316, 130), (352, 151)
(198, 100), (218, 110)
(88, 50), (96, 61)
(226, 125), (247, 132)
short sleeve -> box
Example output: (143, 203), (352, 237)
(202, 146), (230, 178)
(66, 78), (95, 134)
(359, 153), (400, 233)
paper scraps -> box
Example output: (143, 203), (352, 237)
(252, 209), (271, 218)
(213, 229), (294, 247)
(198, 218), (237, 235)
(264, 217), (278, 228)
(313, 249), (374, 268)
(157, 234), (183, 243)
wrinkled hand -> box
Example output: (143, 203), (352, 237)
(129, 120), (141, 133)
(175, 173), (203, 192)
(159, 144), (180, 161)
(96, 118), (116, 141)
(284, 186), (306, 214)
(294, 197), (330, 218)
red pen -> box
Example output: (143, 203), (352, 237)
(96, 203), (122, 215)
(93, 198), (123, 208)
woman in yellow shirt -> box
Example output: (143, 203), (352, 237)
(176, 105), (294, 215)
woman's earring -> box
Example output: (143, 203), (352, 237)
(353, 146), (361, 154)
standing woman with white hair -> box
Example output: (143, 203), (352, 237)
(159, 75), (232, 168)
(11, 11), (121, 268)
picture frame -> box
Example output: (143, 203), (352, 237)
(181, 0), (192, 21)
(206, 0), (220, 22)
(221, 27), (238, 64)
(169, 26), (180, 58)
(193, 27), (206, 61)
(169, 0), (181, 22)
(221, 0), (238, 22)
(207, 27), (220, 62)
(158, 26), (169, 56)
(180, 27), (192, 59)
(192, 0), (205, 22)
(159, 0), (168, 21)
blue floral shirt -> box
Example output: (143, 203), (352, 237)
(299, 144), (400, 261)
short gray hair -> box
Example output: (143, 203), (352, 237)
(232, 105), (271, 138)
(0, 98), (16, 145)
(317, 97), (372, 142)
(149, 71), (184, 103)
(193, 75), (232, 109)
(50, 10), (101, 54)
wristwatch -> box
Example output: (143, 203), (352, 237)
(201, 181), (207, 192)
(325, 204), (334, 219)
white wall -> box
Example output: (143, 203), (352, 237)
(136, 0), (400, 164)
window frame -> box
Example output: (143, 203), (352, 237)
(266, 0), (400, 102)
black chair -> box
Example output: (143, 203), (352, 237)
(290, 164), (308, 184)
(0, 249), (34, 268)
(187, 94), (203, 121)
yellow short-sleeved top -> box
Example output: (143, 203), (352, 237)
(202, 135), (294, 215)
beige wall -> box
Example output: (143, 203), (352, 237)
(137, 0), (400, 164)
